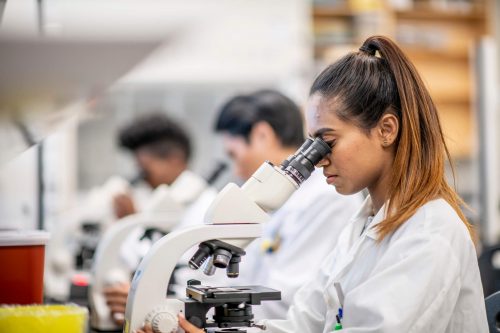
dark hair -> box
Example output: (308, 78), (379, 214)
(118, 113), (191, 161)
(310, 35), (472, 241)
(215, 89), (305, 148)
(310, 41), (401, 132)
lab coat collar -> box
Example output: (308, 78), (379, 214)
(324, 196), (388, 288)
(351, 195), (387, 240)
(349, 195), (375, 223)
(323, 196), (387, 289)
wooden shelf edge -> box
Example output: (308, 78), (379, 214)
(403, 48), (470, 61)
(313, 4), (485, 22)
(313, 6), (355, 17)
(394, 8), (485, 21)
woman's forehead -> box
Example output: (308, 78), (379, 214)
(307, 93), (341, 117)
(306, 95), (339, 133)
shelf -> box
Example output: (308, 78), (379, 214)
(394, 8), (485, 22)
(311, 0), (488, 160)
(439, 105), (474, 159)
(432, 96), (472, 105)
(313, 4), (485, 22)
(315, 39), (356, 49)
(313, 6), (355, 18)
(403, 48), (470, 61)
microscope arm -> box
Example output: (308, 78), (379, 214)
(125, 180), (275, 332)
(89, 213), (181, 331)
(124, 223), (262, 333)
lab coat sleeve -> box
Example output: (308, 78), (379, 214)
(342, 233), (462, 333)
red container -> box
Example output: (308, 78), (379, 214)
(0, 230), (50, 305)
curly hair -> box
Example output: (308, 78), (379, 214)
(118, 113), (191, 161)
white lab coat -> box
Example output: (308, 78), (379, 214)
(180, 169), (363, 320)
(262, 196), (488, 333)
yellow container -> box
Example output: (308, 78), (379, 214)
(0, 304), (88, 333)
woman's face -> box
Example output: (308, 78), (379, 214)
(306, 93), (389, 195)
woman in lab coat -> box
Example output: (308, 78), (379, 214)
(140, 35), (488, 333)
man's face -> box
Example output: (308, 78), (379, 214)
(135, 150), (181, 187)
(222, 133), (264, 181)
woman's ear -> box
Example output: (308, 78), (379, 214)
(377, 113), (399, 147)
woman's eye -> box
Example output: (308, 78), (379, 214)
(325, 140), (336, 148)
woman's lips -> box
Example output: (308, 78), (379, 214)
(326, 175), (338, 184)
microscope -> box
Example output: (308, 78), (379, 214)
(44, 176), (130, 302)
(89, 171), (209, 332)
(123, 137), (330, 333)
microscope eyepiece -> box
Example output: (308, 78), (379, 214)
(280, 138), (314, 169)
(282, 137), (331, 185)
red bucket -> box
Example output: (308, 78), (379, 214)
(0, 230), (50, 305)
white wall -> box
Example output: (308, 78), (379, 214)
(43, 116), (79, 231)
(0, 146), (38, 230)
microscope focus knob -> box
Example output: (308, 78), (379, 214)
(146, 309), (178, 333)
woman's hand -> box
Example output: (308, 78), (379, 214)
(133, 314), (204, 333)
(178, 314), (205, 333)
(134, 323), (153, 333)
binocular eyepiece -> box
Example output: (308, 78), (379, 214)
(281, 137), (331, 186)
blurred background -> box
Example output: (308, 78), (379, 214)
(0, 0), (498, 275)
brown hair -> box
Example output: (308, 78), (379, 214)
(310, 35), (473, 241)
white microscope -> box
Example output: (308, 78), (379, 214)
(123, 137), (330, 333)
(89, 171), (209, 332)
(45, 176), (131, 302)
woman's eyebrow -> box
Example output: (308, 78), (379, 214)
(309, 127), (334, 139)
